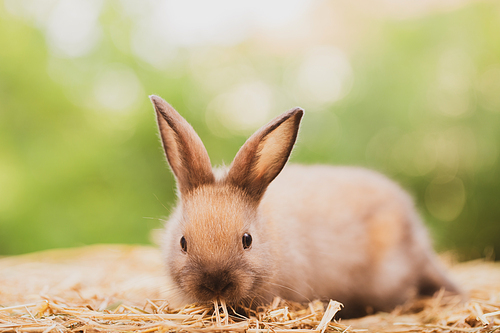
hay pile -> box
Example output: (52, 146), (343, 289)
(0, 245), (499, 332)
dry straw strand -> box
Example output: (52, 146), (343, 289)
(1, 245), (500, 333)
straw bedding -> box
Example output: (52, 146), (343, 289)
(0, 244), (499, 332)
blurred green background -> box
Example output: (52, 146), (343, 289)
(0, 0), (499, 259)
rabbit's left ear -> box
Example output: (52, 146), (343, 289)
(150, 95), (215, 196)
(227, 108), (303, 202)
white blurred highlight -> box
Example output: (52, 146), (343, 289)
(46, 0), (102, 57)
(93, 65), (144, 113)
(206, 81), (274, 135)
(5, 0), (102, 57)
(127, 0), (313, 68)
(133, 0), (310, 46)
(428, 48), (475, 117)
(294, 46), (353, 108)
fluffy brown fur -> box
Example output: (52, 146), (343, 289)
(150, 95), (461, 318)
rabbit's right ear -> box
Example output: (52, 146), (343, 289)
(150, 95), (214, 196)
(227, 108), (303, 203)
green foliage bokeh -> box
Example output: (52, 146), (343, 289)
(0, 1), (499, 259)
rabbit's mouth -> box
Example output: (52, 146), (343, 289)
(197, 269), (252, 303)
(177, 265), (255, 304)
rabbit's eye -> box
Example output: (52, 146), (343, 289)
(242, 233), (252, 249)
(180, 236), (187, 253)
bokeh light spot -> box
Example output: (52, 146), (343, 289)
(427, 48), (475, 117)
(294, 46), (353, 108)
(391, 132), (438, 176)
(92, 64), (144, 114)
(425, 175), (466, 222)
(206, 81), (274, 136)
(45, 0), (102, 57)
(478, 64), (500, 112)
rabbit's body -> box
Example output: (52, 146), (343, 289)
(150, 95), (459, 318)
(261, 165), (454, 316)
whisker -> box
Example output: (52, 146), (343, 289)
(231, 271), (311, 304)
(264, 281), (312, 303)
(153, 193), (170, 212)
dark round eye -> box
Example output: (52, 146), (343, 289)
(180, 236), (187, 253)
(242, 233), (252, 249)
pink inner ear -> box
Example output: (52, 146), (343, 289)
(226, 108), (303, 201)
(253, 119), (298, 181)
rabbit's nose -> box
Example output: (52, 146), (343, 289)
(200, 270), (236, 296)
(202, 280), (234, 294)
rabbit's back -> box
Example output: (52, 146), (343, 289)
(260, 164), (446, 315)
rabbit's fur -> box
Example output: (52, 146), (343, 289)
(150, 95), (460, 318)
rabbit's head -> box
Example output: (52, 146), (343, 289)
(150, 95), (303, 305)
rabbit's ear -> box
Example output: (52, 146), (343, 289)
(227, 108), (303, 202)
(150, 95), (215, 196)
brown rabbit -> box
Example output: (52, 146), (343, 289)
(150, 95), (460, 318)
